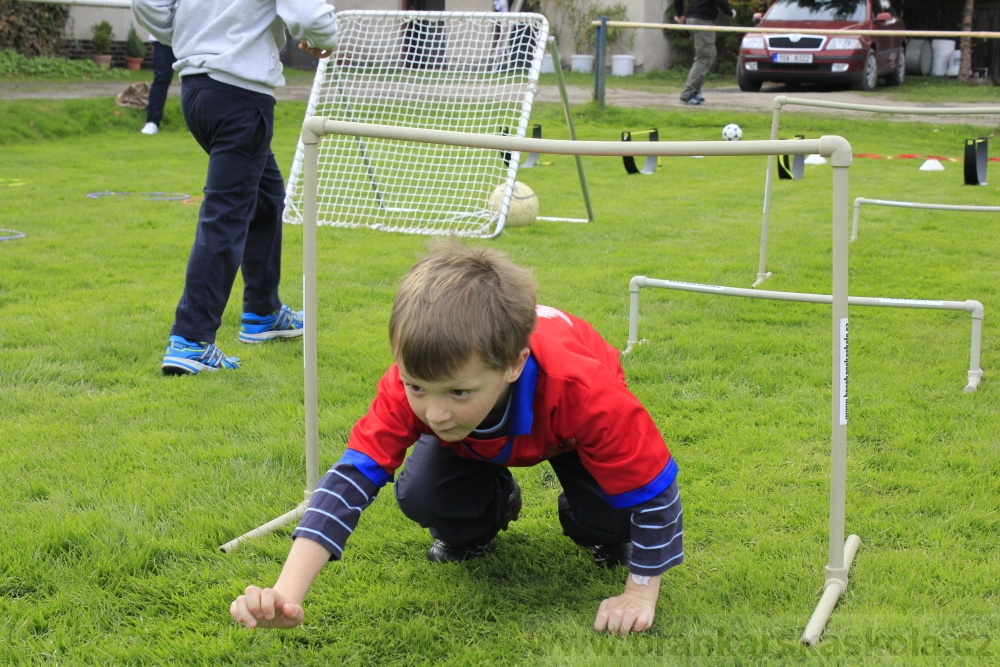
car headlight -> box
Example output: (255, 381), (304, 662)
(827, 37), (862, 50)
(741, 36), (765, 49)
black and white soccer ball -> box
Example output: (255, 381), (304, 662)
(722, 123), (743, 141)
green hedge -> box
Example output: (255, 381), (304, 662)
(0, 0), (70, 57)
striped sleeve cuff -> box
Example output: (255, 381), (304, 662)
(292, 459), (381, 560)
(627, 480), (684, 576)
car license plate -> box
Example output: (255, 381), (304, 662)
(774, 53), (813, 64)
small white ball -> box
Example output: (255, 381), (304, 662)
(489, 182), (538, 228)
(722, 123), (743, 141)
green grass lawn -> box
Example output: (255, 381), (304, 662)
(1, 89), (999, 665)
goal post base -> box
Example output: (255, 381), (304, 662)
(801, 534), (862, 646)
(219, 498), (311, 554)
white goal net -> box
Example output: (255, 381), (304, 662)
(284, 11), (550, 238)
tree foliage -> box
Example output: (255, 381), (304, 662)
(0, 0), (70, 57)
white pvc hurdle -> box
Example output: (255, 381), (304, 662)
(222, 119), (854, 646)
(625, 278), (984, 393)
(757, 96), (1000, 287)
(852, 197), (1000, 242)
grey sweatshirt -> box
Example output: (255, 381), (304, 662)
(132, 0), (338, 95)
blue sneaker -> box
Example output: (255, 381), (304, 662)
(238, 304), (304, 344)
(162, 335), (240, 375)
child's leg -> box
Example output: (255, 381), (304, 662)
(171, 76), (275, 343)
(145, 42), (174, 126)
(240, 152), (285, 316)
(395, 435), (518, 548)
(549, 452), (631, 547)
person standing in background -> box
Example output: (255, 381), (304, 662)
(132, 0), (339, 374)
(140, 37), (176, 135)
(675, 0), (737, 105)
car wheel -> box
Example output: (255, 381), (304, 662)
(885, 49), (905, 86)
(737, 59), (763, 92)
(854, 50), (878, 92)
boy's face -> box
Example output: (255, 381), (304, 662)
(398, 349), (529, 443)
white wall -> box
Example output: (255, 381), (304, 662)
(636, 0), (672, 71)
(542, 0), (672, 72)
(63, 0), (674, 71)
(65, 1), (496, 40)
(64, 7), (132, 42)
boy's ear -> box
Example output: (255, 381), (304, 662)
(504, 348), (531, 383)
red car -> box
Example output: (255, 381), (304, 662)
(737, 0), (906, 92)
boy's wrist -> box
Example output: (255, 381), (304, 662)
(624, 573), (661, 601)
(273, 537), (333, 605)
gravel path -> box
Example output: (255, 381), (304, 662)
(2, 79), (996, 124)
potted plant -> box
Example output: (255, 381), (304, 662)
(578, 3), (634, 76)
(125, 26), (146, 71)
(541, 0), (633, 74)
(91, 20), (114, 68)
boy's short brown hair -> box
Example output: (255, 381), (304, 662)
(389, 241), (537, 382)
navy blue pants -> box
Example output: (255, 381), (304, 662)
(146, 42), (175, 126)
(395, 435), (632, 549)
(172, 75), (284, 343)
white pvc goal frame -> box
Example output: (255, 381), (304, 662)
(852, 197), (1000, 242)
(756, 96), (1000, 287)
(221, 118), (858, 646)
(282, 11), (583, 238)
(624, 278), (984, 394)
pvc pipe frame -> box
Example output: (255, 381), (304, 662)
(757, 97), (1000, 288)
(590, 22), (1000, 107)
(852, 197), (1000, 243)
(218, 133), (323, 554)
(224, 39), (584, 550)
(596, 20), (1000, 41)
(234, 120), (853, 644)
(542, 38), (594, 225)
(625, 277), (984, 392)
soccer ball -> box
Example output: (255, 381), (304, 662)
(489, 182), (538, 228)
(722, 123), (743, 141)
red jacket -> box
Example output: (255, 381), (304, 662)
(347, 306), (677, 507)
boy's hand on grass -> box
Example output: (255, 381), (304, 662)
(231, 585), (305, 629)
(230, 537), (330, 630)
(593, 574), (661, 636)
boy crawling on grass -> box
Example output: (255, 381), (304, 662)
(230, 242), (683, 636)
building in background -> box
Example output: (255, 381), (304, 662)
(60, 0), (673, 73)
(57, 0), (994, 79)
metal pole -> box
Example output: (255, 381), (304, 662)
(219, 125), (323, 553)
(803, 136), (858, 646)
(550, 39), (595, 222)
(302, 130), (321, 499)
(593, 20), (1000, 40)
(756, 101), (784, 287)
(594, 17), (607, 108)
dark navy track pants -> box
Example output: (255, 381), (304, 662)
(171, 74), (284, 343)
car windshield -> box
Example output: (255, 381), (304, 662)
(765, 0), (868, 22)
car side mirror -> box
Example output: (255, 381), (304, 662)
(875, 12), (893, 22)
(753, 12), (763, 21)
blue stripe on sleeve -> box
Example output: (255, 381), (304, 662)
(509, 354), (538, 436)
(604, 457), (678, 509)
(340, 448), (393, 488)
